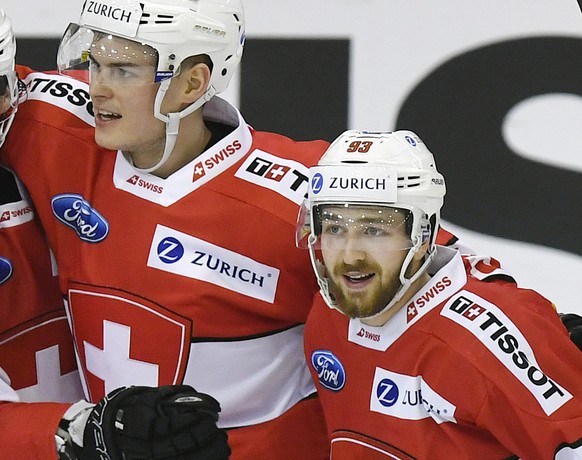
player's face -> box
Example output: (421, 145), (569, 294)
(319, 205), (412, 318)
(87, 35), (177, 161)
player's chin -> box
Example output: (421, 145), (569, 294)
(94, 130), (124, 151)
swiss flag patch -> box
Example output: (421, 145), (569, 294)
(0, 310), (82, 402)
(67, 283), (192, 401)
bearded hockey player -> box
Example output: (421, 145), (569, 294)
(299, 130), (582, 459)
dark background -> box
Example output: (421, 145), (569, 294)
(15, 36), (582, 257)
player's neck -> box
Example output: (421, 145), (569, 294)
(131, 115), (212, 179)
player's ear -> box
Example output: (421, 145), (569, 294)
(182, 62), (211, 104)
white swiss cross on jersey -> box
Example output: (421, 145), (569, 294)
(0, 312), (83, 402)
(67, 283), (192, 401)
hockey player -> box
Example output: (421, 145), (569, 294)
(1, 0), (330, 458)
(0, 7), (231, 459)
(3, 1), (580, 458)
(0, 6), (84, 451)
(298, 129), (582, 459)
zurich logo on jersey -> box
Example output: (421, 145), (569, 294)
(51, 194), (109, 243)
(311, 350), (346, 391)
(376, 378), (399, 407)
(0, 257), (13, 285)
(157, 237), (185, 263)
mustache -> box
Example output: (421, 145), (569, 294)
(331, 261), (378, 276)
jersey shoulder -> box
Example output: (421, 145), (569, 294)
(218, 130), (329, 225)
(251, 129), (329, 166)
(16, 66), (95, 130)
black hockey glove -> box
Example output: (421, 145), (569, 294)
(59, 385), (230, 460)
(559, 313), (582, 352)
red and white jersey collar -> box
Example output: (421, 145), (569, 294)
(348, 247), (467, 351)
(112, 97), (252, 206)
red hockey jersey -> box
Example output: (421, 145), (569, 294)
(1, 67), (329, 459)
(304, 247), (582, 459)
(0, 166), (83, 459)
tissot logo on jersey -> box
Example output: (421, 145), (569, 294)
(25, 74), (94, 125)
(311, 350), (346, 391)
(126, 175), (164, 194)
(235, 150), (309, 205)
(51, 194), (109, 243)
(148, 225), (280, 303)
(407, 276), (452, 323)
(441, 291), (572, 415)
(370, 368), (456, 424)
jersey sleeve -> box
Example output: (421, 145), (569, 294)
(455, 288), (582, 458)
(0, 401), (71, 459)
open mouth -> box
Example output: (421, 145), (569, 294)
(343, 272), (374, 286)
(96, 109), (122, 121)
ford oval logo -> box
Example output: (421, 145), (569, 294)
(311, 350), (346, 391)
(51, 194), (109, 243)
(0, 257), (13, 285)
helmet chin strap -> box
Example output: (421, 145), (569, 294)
(362, 243), (435, 324)
(132, 78), (217, 174)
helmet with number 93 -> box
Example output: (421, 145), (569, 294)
(296, 130), (446, 320)
(0, 9), (22, 148)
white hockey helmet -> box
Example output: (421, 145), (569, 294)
(0, 9), (21, 148)
(57, 0), (245, 172)
(296, 130), (446, 319)
(58, 0), (245, 92)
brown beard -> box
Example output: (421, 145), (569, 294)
(326, 261), (404, 319)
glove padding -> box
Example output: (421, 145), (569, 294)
(81, 385), (230, 460)
(559, 313), (582, 352)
